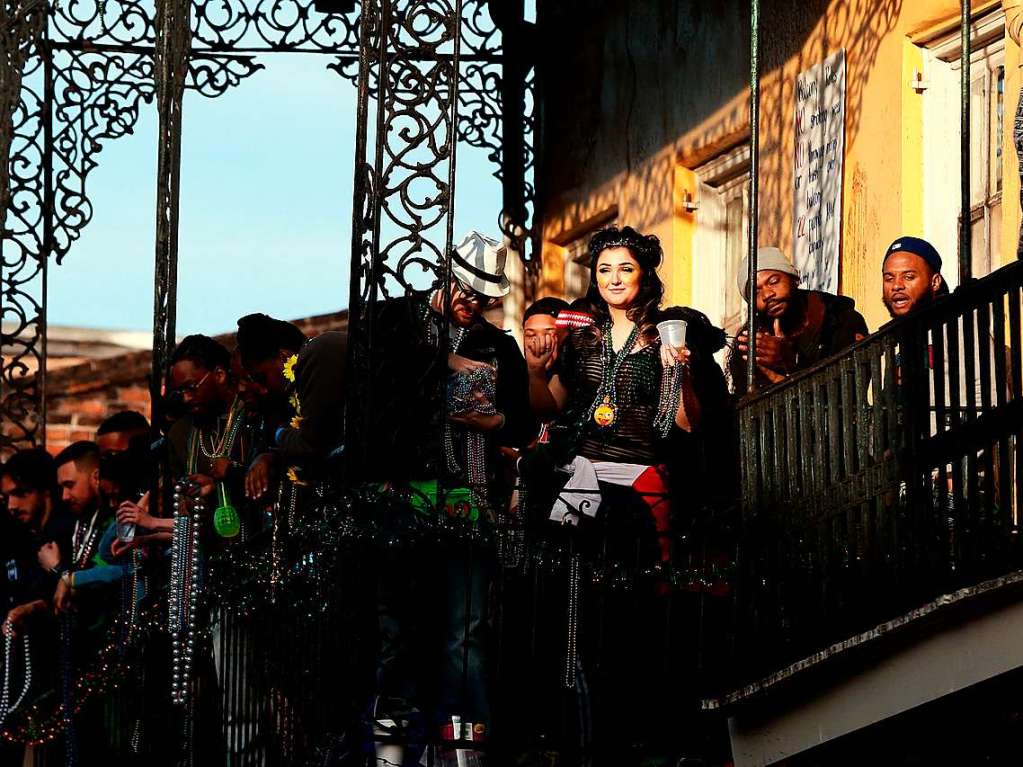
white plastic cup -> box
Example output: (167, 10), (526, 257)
(657, 319), (688, 349)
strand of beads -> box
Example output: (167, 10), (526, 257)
(6, 634), (31, 716)
(72, 510), (102, 569)
(588, 321), (641, 428)
(443, 327), (469, 478)
(466, 431), (489, 509)
(130, 717), (143, 755)
(0, 632), (11, 722)
(563, 551), (581, 690)
(126, 548), (141, 641)
(170, 482), (202, 705)
(286, 479), (298, 529)
(270, 485), (283, 604)
(653, 362), (684, 437)
(59, 612), (77, 766)
(0, 633), (32, 723)
(446, 366), (497, 510)
(198, 398), (244, 461)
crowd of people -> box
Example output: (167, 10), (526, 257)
(0, 226), (957, 765)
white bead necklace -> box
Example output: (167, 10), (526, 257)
(169, 482), (202, 705)
(0, 633), (32, 723)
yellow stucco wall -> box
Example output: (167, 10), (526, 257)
(538, 0), (1020, 334)
(1004, 11), (1022, 269)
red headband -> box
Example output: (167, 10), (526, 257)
(555, 310), (595, 329)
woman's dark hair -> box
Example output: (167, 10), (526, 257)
(656, 306), (727, 358)
(657, 304), (731, 418)
(170, 334), (231, 372)
(583, 226), (664, 343)
(236, 313), (307, 367)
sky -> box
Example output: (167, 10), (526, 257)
(47, 54), (503, 336)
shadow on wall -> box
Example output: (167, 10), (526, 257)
(546, 149), (679, 241)
(539, 0), (752, 239)
(756, 0), (903, 257)
(537, 0), (903, 284)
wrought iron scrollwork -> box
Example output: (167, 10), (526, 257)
(372, 0), (463, 296)
(460, 0), (498, 56)
(186, 53), (264, 97)
(333, 0), (537, 260)
(49, 0), (361, 52)
(50, 0), (157, 47)
(1, 0), (48, 455)
(51, 51), (156, 261)
(191, 0), (360, 52)
(48, 50), (260, 264)
(500, 64), (535, 259)
(457, 60), (500, 166)
(343, 0), (465, 479)
(1, 0), (535, 454)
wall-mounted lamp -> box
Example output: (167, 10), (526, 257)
(909, 68), (929, 93)
(682, 189), (699, 213)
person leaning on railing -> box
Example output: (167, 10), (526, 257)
(363, 231), (534, 760)
(880, 236), (1003, 425)
(729, 246), (869, 389)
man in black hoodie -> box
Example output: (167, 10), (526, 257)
(731, 246), (869, 390)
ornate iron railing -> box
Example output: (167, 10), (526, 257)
(730, 260), (1023, 691)
(0, 0), (538, 458)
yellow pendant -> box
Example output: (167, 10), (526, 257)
(593, 396), (616, 428)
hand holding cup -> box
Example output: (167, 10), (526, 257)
(657, 319), (690, 369)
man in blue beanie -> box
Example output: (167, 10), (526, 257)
(882, 236), (1002, 430)
(881, 236), (947, 318)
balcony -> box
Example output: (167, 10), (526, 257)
(709, 260), (1023, 765)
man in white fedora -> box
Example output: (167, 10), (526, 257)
(730, 245), (869, 390)
(366, 230), (534, 762)
(448, 230), (511, 303)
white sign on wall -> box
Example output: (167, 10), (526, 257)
(793, 48), (846, 294)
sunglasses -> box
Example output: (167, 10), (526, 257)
(453, 279), (499, 309)
(168, 370), (211, 399)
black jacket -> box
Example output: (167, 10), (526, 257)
(277, 330), (347, 462)
(730, 290), (869, 390)
(363, 296), (534, 491)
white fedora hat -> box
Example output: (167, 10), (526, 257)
(450, 231), (511, 298)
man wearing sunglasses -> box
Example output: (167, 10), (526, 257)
(165, 335), (241, 478)
(367, 231), (534, 763)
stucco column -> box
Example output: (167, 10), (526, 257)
(1005, 0), (1023, 257)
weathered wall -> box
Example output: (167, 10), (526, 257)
(536, 0), (1018, 334)
(756, 0), (1007, 332)
(536, 0), (750, 302)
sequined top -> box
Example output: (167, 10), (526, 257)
(555, 329), (664, 464)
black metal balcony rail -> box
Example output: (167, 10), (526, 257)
(732, 259), (1023, 688)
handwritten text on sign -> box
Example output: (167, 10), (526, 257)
(794, 49), (846, 294)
